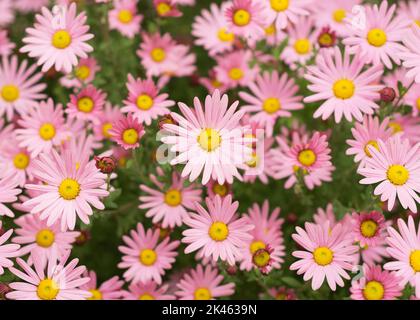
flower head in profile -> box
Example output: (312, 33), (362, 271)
(122, 281), (175, 300)
(109, 0), (143, 39)
(109, 114), (145, 150)
(80, 270), (124, 300)
(0, 221), (20, 275)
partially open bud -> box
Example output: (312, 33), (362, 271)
(94, 156), (117, 174)
(379, 87), (396, 102)
(317, 27), (336, 48)
(252, 246), (274, 274)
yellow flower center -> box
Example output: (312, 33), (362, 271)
(212, 183), (228, 197)
(265, 24), (276, 36)
(77, 97), (94, 113)
(151, 48), (166, 62)
(250, 240), (266, 254)
(139, 249), (157, 266)
(156, 3), (171, 16)
(333, 79), (355, 99)
(208, 221), (229, 241)
(263, 97), (281, 114)
(270, 0), (289, 12)
(102, 122), (113, 138)
(52, 30), (72, 49)
(387, 165), (409, 186)
(313, 247), (333, 266)
(367, 28), (387, 47)
(88, 289), (103, 300)
(197, 128), (221, 152)
(36, 229), (55, 248)
(136, 94), (154, 110)
(360, 220), (378, 238)
(218, 28), (235, 42)
(228, 68), (244, 81)
(410, 250), (420, 272)
(211, 79), (222, 88)
(363, 281), (384, 300)
(416, 97), (420, 111)
(233, 9), (251, 26)
(294, 38), (311, 55)
(298, 149), (317, 167)
(388, 122), (402, 134)
(194, 288), (212, 300)
(253, 249), (271, 268)
(416, 20), (420, 27)
(333, 9), (346, 23)
(39, 123), (56, 141)
(58, 178), (81, 200)
(246, 152), (259, 168)
(75, 65), (90, 80)
(13, 152), (30, 170)
(139, 293), (155, 300)
(118, 9), (133, 23)
(1, 84), (19, 102)
(319, 33), (333, 47)
(164, 189), (182, 207)
(364, 140), (379, 158)
(122, 128), (139, 145)
(37, 279), (59, 300)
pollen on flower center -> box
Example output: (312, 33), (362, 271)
(270, 0), (289, 12)
(36, 229), (55, 248)
(139, 293), (155, 300)
(164, 189), (182, 207)
(213, 183), (228, 197)
(39, 123), (56, 141)
(102, 122), (113, 138)
(363, 280), (384, 300)
(151, 48), (166, 62)
(387, 165), (409, 186)
(364, 140), (379, 158)
(75, 65), (90, 80)
(294, 39), (311, 55)
(333, 79), (355, 99)
(58, 178), (81, 200)
(136, 94), (154, 110)
(118, 9), (133, 23)
(218, 28), (235, 42)
(208, 221), (229, 241)
(333, 9), (346, 23)
(250, 240), (266, 254)
(263, 97), (281, 114)
(13, 152), (30, 170)
(88, 289), (103, 300)
(157, 3), (171, 16)
(122, 128), (139, 145)
(298, 149), (317, 167)
(367, 28), (387, 47)
(139, 248), (157, 266)
(360, 220), (378, 238)
(313, 246), (333, 266)
(52, 30), (72, 49)
(194, 287), (212, 300)
(37, 279), (59, 300)
(228, 68), (244, 81)
(410, 250), (420, 272)
(77, 97), (94, 113)
(1, 84), (20, 102)
(197, 128), (222, 152)
(233, 9), (251, 26)
(253, 248), (271, 268)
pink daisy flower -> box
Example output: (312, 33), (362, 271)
(21, 3), (94, 73)
(6, 251), (91, 300)
(402, 81), (420, 117)
(175, 264), (235, 300)
(66, 85), (106, 125)
(182, 195), (254, 266)
(161, 90), (253, 185)
(0, 30), (15, 56)
(350, 264), (402, 300)
(346, 116), (393, 168)
(0, 174), (21, 217)
(92, 102), (123, 141)
(0, 221), (20, 275)
(351, 211), (387, 247)
(205, 180), (232, 199)
(388, 114), (420, 145)
(23, 148), (109, 231)
(304, 47), (383, 123)
(267, 287), (297, 300)
(60, 57), (100, 88)
(313, 203), (337, 227)
(122, 281), (175, 300)
(154, 0), (182, 18)
(239, 71), (303, 137)
(398, 0), (420, 28)
(80, 270), (124, 300)
(343, 1), (410, 69)
(0, 0), (14, 27)
(109, 0), (143, 39)
(264, 0), (312, 31)
(400, 25), (420, 84)
(139, 169), (202, 228)
(242, 137), (276, 184)
(121, 74), (175, 126)
(358, 135), (420, 213)
(0, 55), (46, 120)
(118, 223), (180, 284)
(109, 114), (145, 150)
(360, 238), (389, 266)
(384, 216), (420, 298)
(198, 68), (229, 95)
(290, 222), (358, 291)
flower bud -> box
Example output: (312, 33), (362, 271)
(379, 87), (396, 102)
(94, 156), (117, 174)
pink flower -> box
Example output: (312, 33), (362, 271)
(398, 0), (420, 28)
(388, 114), (420, 145)
(21, 3), (94, 73)
(360, 238), (389, 266)
(351, 211), (387, 247)
(13, 0), (48, 13)
(109, 114), (145, 150)
(92, 102), (123, 141)
(109, 0), (143, 39)
(400, 25), (420, 84)
(118, 223), (180, 284)
(0, 221), (20, 275)
(182, 195), (254, 266)
(175, 264), (235, 300)
(265, 0), (312, 31)
(0, 0), (14, 27)
(80, 270), (124, 300)
(0, 174), (21, 217)
(205, 180), (232, 199)
(60, 57), (100, 88)
(0, 30), (15, 56)
(358, 135), (420, 213)
(154, 0), (182, 18)
(122, 281), (175, 300)
(304, 47), (383, 123)
(198, 68), (229, 94)
(290, 222), (358, 291)
(242, 137), (276, 184)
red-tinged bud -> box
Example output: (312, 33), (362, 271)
(318, 27), (336, 48)
(94, 156), (117, 174)
(75, 230), (91, 246)
(286, 212), (298, 224)
(379, 87), (396, 102)
(225, 264), (238, 275)
(0, 283), (11, 300)
(158, 114), (177, 130)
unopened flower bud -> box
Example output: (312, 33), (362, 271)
(317, 27), (336, 48)
(225, 264), (238, 275)
(379, 87), (396, 102)
(75, 230), (91, 246)
(94, 156), (117, 174)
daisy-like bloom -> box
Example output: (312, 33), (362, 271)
(92, 102), (123, 141)
(198, 68), (229, 95)
(23, 148), (109, 231)
(12, 213), (80, 267)
(400, 25), (420, 84)
(290, 222), (358, 291)
(239, 71), (303, 137)
(384, 216), (420, 298)
(121, 75), (175, 126)
(358, 135), (420, 213)
(139, 170), (202, 228)
(161, 90), (252, 185)
(66, 85), (106, 125)
(118, 223), (180, 284)
(242, 137), (276, 184)
(0, 0), (14, 27)
(60, 57), (100, 88)
(15, 99), (69, 157)
(6, 251), (91, 300)
(402, 81), (420, 117)
(206, 180), (232, 200)
(264, 0), (312, 31)
(192, 3), (235, 57)
(346, 116), (393, 168)
(109, 114), (145, 150)
(154, 0), (182, 18)
(225, 0), (267, 41)
(13, 0), (49, 13)
(350, 264), (402, 300)
(360, 238), (389, 266)
(109, 0), (143, 39)
(0, 55), (46, 120)
(0, 174), (21, 217)
(0, 30), (15, 56)
(21, 3), (94, 73)
(80, 270), (124, 300)
(267, 287), (297, 300)
(175, 264), (235, 300)
(343, 1), (410, 69)
(351, 211), (386, 248)
(388, 114), (420, 145)
(182, 195), (254, 266)
(122, 281), (175, 300)
(0, 221), (20, 275)
(304, 47), (383, 123)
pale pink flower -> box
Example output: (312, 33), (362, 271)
(205, 180), (232, 199)
(264, 0), (312, 31)
(351, 211), (387, 247)
(109, 114), (145, 150)
(0, 30), (15, 56)
(13, 0), (48, 13)
(400, 25), (420, 84)
(122, 281), (175, 300)
(109, 0), (143, 39)
(92, 102), (123, 141)
(0, 221), (20, 275)
(0, 174), (21, 217)
(154, 0), (182, 18)
(0, 0), (14, 27)
(80, 270), (124, 300)
(398, 0), (420, 28)
(242, 137), (276, 184)
(60, 57), (100, 88)
(360, 238), (389, 266)
(198, 68), (229, 94)
(388, 114), (420, 145)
